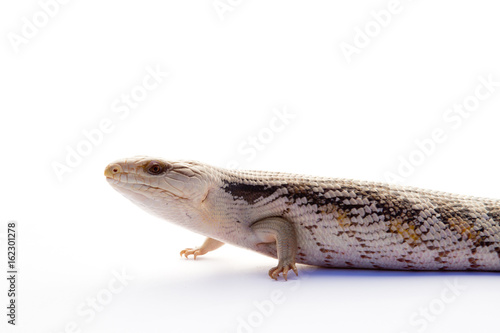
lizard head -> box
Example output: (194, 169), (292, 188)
(104, 156), (212, 224)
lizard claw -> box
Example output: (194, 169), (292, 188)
(268, 262), (298, 281)
(180, 248), (202, 260)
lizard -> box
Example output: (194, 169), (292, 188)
(104, 156), (500, 280)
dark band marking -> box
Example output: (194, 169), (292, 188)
(222, 181), (280, 204)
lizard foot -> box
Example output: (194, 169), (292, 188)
(268, 262), (298, 281)
(180, 248), (203, 260)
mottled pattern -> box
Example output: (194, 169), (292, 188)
(106, 158), (500, 271)
(216, 167), (500, 271)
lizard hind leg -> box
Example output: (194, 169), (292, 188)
(251, 217), (298, 281)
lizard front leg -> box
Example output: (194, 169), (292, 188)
(180, 237), (224, 260)
(251, 217), (298, 281)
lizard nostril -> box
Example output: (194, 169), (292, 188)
(105, 163), (123, 178)
(110, 164), (122, 174)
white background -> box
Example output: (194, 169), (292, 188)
(1, 1), (500, 332)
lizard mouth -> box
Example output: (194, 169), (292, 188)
(107, 179), (156, 208)
(106, 177), (187, 200)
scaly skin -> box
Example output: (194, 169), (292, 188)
(104, 156), (500, 280)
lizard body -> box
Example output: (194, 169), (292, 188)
(104, 156), (500, 280)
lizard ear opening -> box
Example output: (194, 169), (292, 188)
(201, 188), (210, 203)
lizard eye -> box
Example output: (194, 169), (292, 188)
(146, 161), (166, 175)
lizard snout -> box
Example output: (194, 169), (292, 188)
(104, 163), (123, 178)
